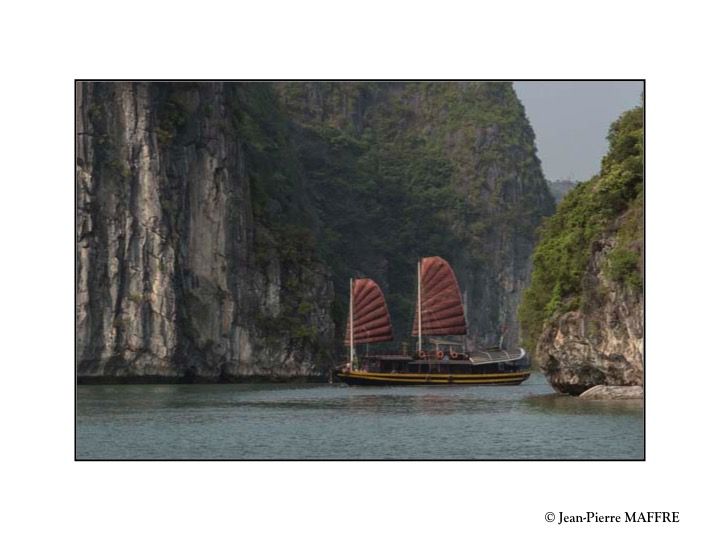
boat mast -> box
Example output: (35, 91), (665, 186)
(463, 289), (468, 354)
(349, 278), (354, 370)
(417, 259), (422, 353)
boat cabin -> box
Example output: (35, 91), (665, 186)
(357, 349), (528, 375)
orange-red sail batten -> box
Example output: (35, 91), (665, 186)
(344, 278), (393, 345)
(412, 256), (467, 336)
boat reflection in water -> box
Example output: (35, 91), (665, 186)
(335, 256), (531, 386)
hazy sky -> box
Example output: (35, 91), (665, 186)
(513, 81), (643, 182)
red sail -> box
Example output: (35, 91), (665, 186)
(344, 278), (394, 345)
(412, 256), (467, 336)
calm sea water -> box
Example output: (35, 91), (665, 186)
(76, 373), (643, 459)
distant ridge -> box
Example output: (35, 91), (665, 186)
(547, 179), (579, 203)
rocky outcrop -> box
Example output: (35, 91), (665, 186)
(76, 82), (334, 381)
(579, 385), (643, 400)
(522, 105), (644, 395)
(536, 233), (643, 395)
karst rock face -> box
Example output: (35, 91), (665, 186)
(535, 236), (644, 395)
(523, 105), (644, 395)
(76, 81), (554, 381)
(275, 82), (555, 349)
(76, 82), (334, 381)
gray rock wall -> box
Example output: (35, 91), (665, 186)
(535, 235), (644, 395)
(76, 82), (334, 380)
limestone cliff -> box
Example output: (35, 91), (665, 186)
(535, 227), (644, 394)
(76, 81), (554, 381)
(276, 82), (555, 349)
(76, 82), (334, 381)
(519, 105), (644, 395)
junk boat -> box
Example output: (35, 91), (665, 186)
(334, 256), (531, 386)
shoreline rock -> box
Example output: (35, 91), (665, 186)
(578, 385), (643, 400)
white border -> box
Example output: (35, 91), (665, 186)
(2, 1), (718, 538)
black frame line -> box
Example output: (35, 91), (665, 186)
(74, 78), (646, 462)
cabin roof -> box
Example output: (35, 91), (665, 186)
(362, 347), (524, 364)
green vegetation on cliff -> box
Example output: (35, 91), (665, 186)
(519, 105), (644, 353)
(273, 82), (554, 347)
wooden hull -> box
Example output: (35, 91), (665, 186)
(335, 370), (531, 386)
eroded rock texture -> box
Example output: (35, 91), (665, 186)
(536, 235), (644, 395)
(76, 82), (334, 380)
